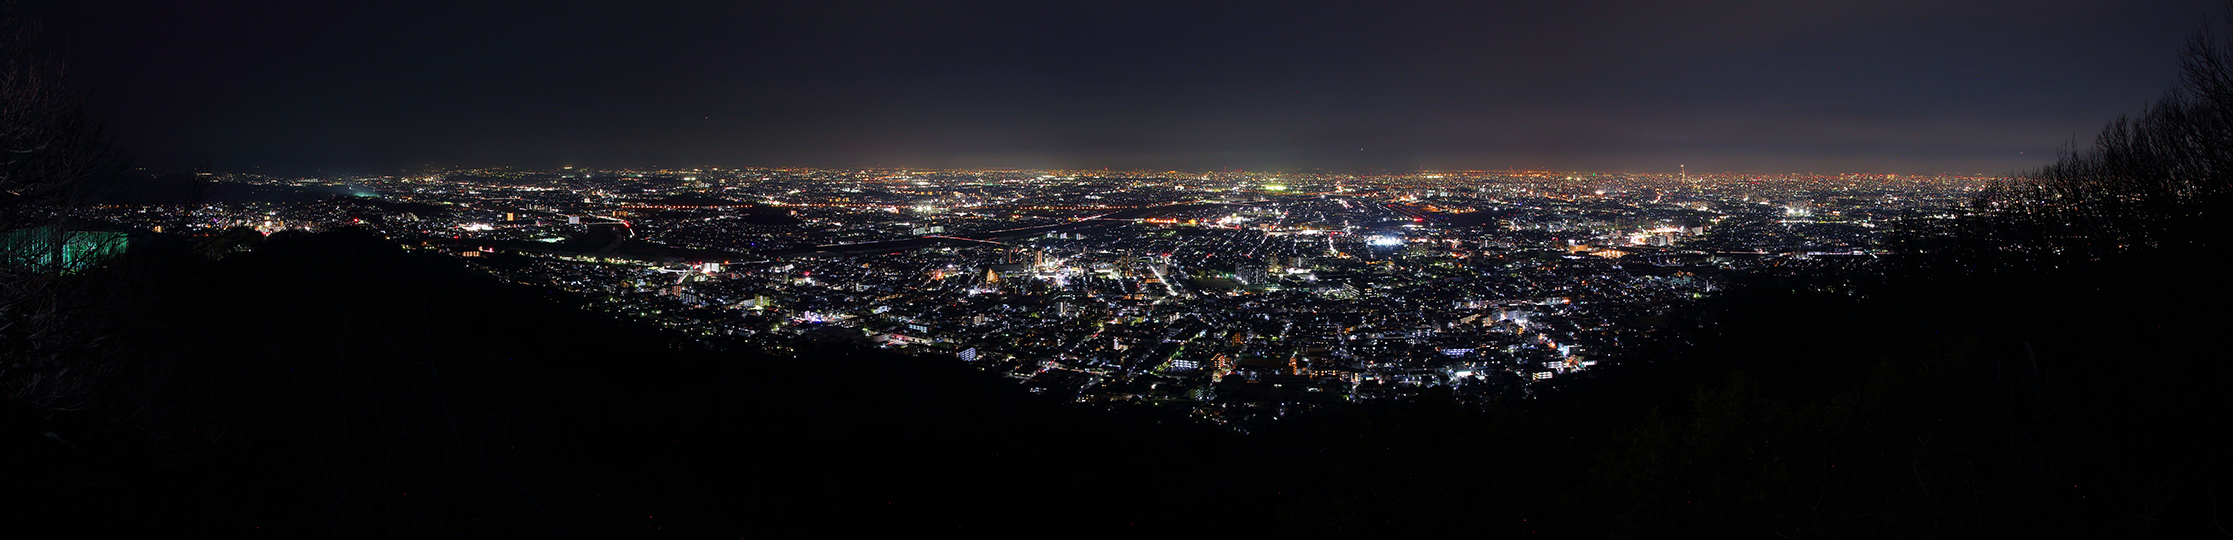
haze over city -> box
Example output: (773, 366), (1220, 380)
(24, 0), (2226, 174)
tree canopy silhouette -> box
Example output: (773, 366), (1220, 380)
(1989, 13), (2233, 262)
(0, 5), (125, 413)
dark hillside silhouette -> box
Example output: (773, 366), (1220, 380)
(1556, 255), (2233, 538)
(8, 229), (1273, 536)
(14, 226), (2215, 537)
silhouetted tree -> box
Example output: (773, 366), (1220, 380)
(1985, 12), (2233, 262)
(0, 6), (124, 412)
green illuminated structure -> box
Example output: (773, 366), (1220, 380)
(2, 225), (128, 273)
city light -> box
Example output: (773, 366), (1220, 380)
(89, 165), (1983, 419)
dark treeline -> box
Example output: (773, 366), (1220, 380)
(1918, 14), (2233, 273)
(6, 229), (1256, 536)
(0, 2), (126, 418)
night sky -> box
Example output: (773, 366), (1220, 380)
(24, 0), (2227, 174)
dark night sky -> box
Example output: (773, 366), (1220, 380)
(23, 0), (2228, 174)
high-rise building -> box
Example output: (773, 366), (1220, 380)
(1237, 265), (1270, 285)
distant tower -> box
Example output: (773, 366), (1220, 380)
(1679, 164), (1686, 181)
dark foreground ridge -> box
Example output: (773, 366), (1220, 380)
(4, 229), (2229, 537)
(2, 229), (1241, 536)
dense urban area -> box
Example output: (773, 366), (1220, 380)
(76, 167), (1986, 426)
